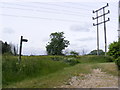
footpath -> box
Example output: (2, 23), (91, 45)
(60, 68), (118, 88)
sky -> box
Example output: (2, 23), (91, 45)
(0, 0), (119, 55)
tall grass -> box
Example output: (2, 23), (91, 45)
(2, 55), (70, 86)
(2, 55), (114, 87)
(4, 63), (118, 88)
(77, 55), (114, 63)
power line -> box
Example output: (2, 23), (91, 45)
(1, 6), (91, 17)
(1, 2), (91, 13)
(64, 2), (102, 8)
(109, 25), (117, 29)
(31, 2), (91, 11)
(1, 14), (87, 23)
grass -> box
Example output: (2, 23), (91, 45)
(4, 63), (118, 88)
(77, 55), (114, 63)
(2, 55), (70, 86)
(2, 55), (118, 88)
(90, 63), (118, 76)
(4, 63), (91, 88)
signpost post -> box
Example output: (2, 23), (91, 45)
(18, 36), (28, 64)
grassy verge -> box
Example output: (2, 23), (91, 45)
(2, 55), (117, 88)
(4, 63), (91, 88)
(77, 55), (114, 63)
(2, 55), (70, 86)
(4, 62), (118, 88)
(90, 63), (118, 76)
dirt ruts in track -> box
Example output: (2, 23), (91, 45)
(60, 69), (118, 88)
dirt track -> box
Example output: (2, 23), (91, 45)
(60, 69), (118, 88)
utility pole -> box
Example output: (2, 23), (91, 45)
(92, 3), (110, 56)
(92, 11), (99, 55)
(18, 36), (28, 64)
(118, 0), (120, 41)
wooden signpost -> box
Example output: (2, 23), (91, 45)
(18, 36), (28, 64)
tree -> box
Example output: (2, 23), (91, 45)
(81, 48), (87, 55)
(46, 32), (70, 55)
(88, 49), (105, 55)
(70, 51), (79, 56)
(107, 40), (120, 59)
(10, 43), (18, 56)
(2, 41), (12, 54)
(63, 49), (70, 55)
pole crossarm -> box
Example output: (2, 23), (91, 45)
(93, 18), (110, 26)
(92, 10), (110, 20)
(93, 3), (109, 13)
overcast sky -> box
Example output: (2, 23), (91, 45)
(0, 0), (118, 55)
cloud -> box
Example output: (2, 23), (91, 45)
(76, 37), (96, 41)
(2, 28), (15, 34)
(42, 38), (49, 42)
(70, 23), (92, 32)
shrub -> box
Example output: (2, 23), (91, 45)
(107, 41), (120, 59)
(103, 56), (114, 62)
(70, 51), (79, 56)
(63, 57), (80, 65)
(79, 55), (113, 63)
(50, 56), (63, 61)
(115, 57), (120, 70)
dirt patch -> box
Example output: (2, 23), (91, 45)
(60, 68), (118, 88)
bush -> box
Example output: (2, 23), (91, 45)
(63, 57), (80, 65)
(50, 56), (80, 65)
(50, 56), (63, 61)
(103, 56), (114, 62)
(70, 51), (79, 56)
(107, 41), (120, 59)
(79, 55), (113, 63)
(115, 57), (120, 70)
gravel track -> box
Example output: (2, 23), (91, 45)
(60, 69), (118, 88)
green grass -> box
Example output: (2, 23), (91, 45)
(2, 55), (70, 86)
(90, 63), (118, 76)
(4, 63), (92, 88)
(4, 63), (118, 88)
(77, 55), (114, 63)
(2, 55), (117, 88)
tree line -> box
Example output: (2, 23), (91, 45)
(1, 32), (120, 57)
(1, 41), (18, 55)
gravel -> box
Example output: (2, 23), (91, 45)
(60, 68), (118, 88)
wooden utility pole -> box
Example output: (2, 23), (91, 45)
(18, 36), (28, 64)
(92, 11), (99, 55)
(118, 0), (120, 41)
(92, 3), (110, 56)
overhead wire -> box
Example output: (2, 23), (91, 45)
(1, 6), (91, 17)
(61, 2), (103, 8)
(0, 14), (88, 23)
(1, 2), (116, 24)
(31, 2), (91, 11)
(1, 2), (91, 13)
(0, 2), (93, 23)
